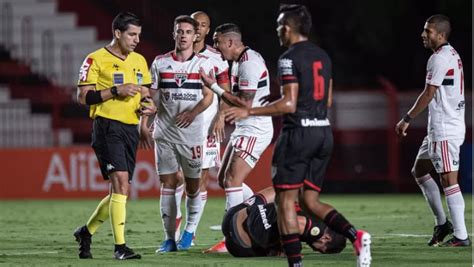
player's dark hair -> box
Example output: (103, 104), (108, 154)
(322, 228), (347, 254)
(112, 12), (141, 33)
(279, 4), (312, 36)
(215, 23), (241, 35)
(174, 15), (199, 31)
(426, 14), (451, 39)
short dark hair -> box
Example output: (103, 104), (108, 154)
(174, 15), (199, 31)
(426, 14), (451, 39)
(323, 228), (347, 254)
(112, 12), (141, 33)
(279, 4), (312, 36)
(215, 23), (241, 35)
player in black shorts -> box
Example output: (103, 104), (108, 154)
(222, 187), (346, 257)
(224, 5), (371, 267)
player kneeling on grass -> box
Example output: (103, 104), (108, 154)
(220, 187), (347, 257)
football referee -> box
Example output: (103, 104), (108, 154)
(73, 12), (156, 260)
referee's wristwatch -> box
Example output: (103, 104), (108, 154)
(110, 86), (119, 97)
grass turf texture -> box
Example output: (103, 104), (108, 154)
(0, 194), (471, 266)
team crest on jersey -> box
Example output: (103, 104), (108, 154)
(174, 73), (188, 87)
(163, 91), (170, 101)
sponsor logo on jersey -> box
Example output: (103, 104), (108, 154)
(174, 73), (188, 87)
(456, 100), (465, 110)
(113, 73), (124, 85)
(188, 161), (201, 169)
(278, 58), (293, 75)
(171, 92), (198, 101)
(453, 160), (458, 166)
(79, 58), (93, 82)
(426, 71), (433, 80)
(257, 204), (272, 230)
(301, 118), (330, 127)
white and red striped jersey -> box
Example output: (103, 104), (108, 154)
(231, 47), (273, 137)
(199, 45), (229, 137)
(425, 43), (465, 141)
(150, 51), (214, 145)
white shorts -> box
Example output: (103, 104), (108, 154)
(416, 136), (463, 173)
(202, 135), (221, 169)
(154, 140), (202, 179)
(229, 133), (272, 168)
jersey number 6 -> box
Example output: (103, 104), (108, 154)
(312, 61), (325, 101)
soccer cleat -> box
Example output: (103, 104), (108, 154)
(177, 230), (194, 250)
(156, 239), (177, 253)
(175, 216), (182, 241)
(114, 245), (141, 260)
(427, 220), (453, 246)
(353, 230), (371, 267)
(73, 225), (93, 259)
(442, 236), (471, 247)
(202, 240), (228, 254)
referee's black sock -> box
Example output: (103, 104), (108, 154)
(281, 233), (303, 266)
(324, 209), (357, 243)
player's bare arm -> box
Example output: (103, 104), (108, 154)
(327, 79), (333, 108)
(395, 84), (438, 138)
(138, 85), (157, 116)
(175, 85), (214, 128)
(137, 85), (156, 149)
(224, 82), (298, 124)
(199, 67), (246, 107)
(211, 81), (231, 142)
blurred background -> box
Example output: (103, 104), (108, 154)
(0, 0), (471, 198)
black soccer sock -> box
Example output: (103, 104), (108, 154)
(324, 209), (357, 243)
(281, 233), (303, 266)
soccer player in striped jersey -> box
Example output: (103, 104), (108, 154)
(172, 11), (232, 247)
(147, 15), (214, 253)
(200, 23), (274, 253)
(396, 14), (469, 247)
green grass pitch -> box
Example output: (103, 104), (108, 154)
(0, 194), (471, 266)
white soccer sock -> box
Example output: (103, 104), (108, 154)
(242, 183), (254, 200)
(416, 174), (446, 226)
(175, 184), (185, 219)
(225, 186), (243, 211)
(444, 184), (468, 240)
(184, 190), (202, 233)
(160, 187), (177, 241)
(192, 191), (208, 236)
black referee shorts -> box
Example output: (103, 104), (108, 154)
(91, 116), (139, 181)
(272, 126), (333, 191)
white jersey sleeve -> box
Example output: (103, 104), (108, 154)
(426, 54), (450, 87)
(150, 56), (161, 90)
(238, 60), (261, 91)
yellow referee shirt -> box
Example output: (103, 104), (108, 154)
(77, 47), (151, 125)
